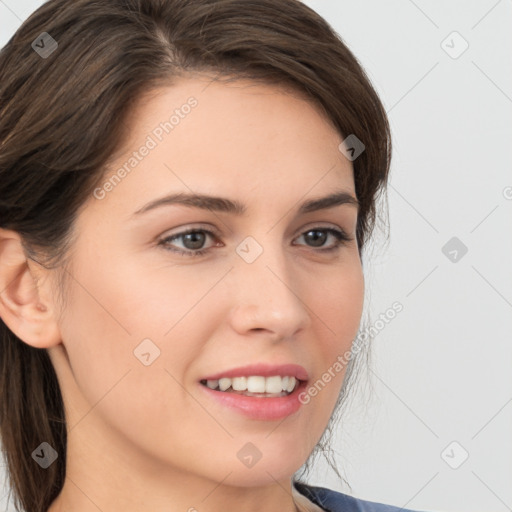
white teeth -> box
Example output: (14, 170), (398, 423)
(247, 376), (266, 393)
(232, 376), (247, 391)
(206, 379), (219, 390)
(204, 375), (299, 394)
(265, 375), (283, 394)
(218, 378), (231, 391)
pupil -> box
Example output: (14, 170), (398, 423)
(306, 230), (326, 247)
(184, 232), (205, 249)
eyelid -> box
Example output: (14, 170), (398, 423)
(300, 221), (352, 234)
(157, 223), (221, 240)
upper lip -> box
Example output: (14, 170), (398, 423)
(201, 363), (309, 382)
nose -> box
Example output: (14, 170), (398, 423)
(227, 241), (311, 341)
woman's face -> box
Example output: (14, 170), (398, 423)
(48, 76), (364, 490)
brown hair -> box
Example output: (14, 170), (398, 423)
(0, 0), (391, 510)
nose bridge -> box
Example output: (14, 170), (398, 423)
(228, 233), (310, 337)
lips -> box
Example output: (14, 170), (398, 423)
(198, 364), (309, 420)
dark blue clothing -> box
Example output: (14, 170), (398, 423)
(295, 482), (425, 512)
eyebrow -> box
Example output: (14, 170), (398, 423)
(132, 190), (359, 217)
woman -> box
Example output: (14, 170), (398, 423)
(0, 1), (425, 511)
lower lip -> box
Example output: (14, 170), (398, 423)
(200, 381), (307, 421)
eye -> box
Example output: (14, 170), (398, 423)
(158, 228), (219, 258)
(293, 227), (353, 252)
(157, 226), (353, 257)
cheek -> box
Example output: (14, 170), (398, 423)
(56, 270), (137, 410)
(56, 250), (214, 418)
(56, 264), (208, 462)
(303, 259), (364, 416)
(315, 258), (365, 352)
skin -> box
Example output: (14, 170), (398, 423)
(0, 75), (364, 512)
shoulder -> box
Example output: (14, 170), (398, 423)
(294, 482), (427, 512)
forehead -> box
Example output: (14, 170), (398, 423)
(88, 75), (354, 217)
(114, 75), (343, 158)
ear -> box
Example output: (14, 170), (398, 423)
(0, 228), (61, 348)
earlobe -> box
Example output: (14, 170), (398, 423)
(0, 228), (61, 348)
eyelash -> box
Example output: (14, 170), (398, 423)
(158, 226), (353, 258)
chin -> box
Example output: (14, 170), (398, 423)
(220, 460), (303, 488)
(188, 439), (308, 488)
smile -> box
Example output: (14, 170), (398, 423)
(200, 375), (299, 397)
(199, 364), (309, 421)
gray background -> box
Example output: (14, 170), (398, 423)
(1, 1), (511, 511)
